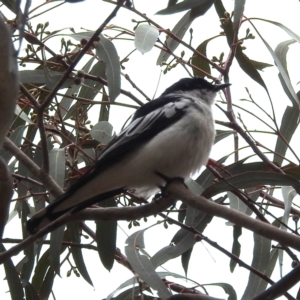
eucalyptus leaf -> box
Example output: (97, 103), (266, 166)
(95, 35), (121, 102)
(125, 228), (171, 299)
(135, 25), (159, 54)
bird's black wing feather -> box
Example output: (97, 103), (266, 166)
(60, 95), (187, 198)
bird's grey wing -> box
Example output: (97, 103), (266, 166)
(64, 97), (188, 195)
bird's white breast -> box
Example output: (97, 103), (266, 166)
(128, 97), (215, 197)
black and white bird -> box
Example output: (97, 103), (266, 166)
(27, 77), (230, 234)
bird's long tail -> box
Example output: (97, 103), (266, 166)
(26, 188), (124, 234)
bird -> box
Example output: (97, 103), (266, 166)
(26, 77), (230, 234)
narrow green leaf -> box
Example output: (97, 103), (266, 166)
(233, 0), (246, 33)
(214, 130), (234, 144)
(95, 35), (120, 102)
(95, 197), (117, 271)
(0, 244), (24, 300)
(69, 222), (94, 286)
(273, 104), (299, 166)
(0, 157), (13, 239)
(48, 150), (67, 274)
(265, 248), (278, 279)
(214, 1), (267, 89)
(249, 59), (273, 71)
(156, 0), (213, 15)
(157, 11), (193, 65)
(125, 228), (171, 299)
(235, 48), (267, 89)
(49, 148), (65, 191)
(14, 105), (33, 124)
(275, 40), (295, 77)
(1, 0), (19, 14)
(90, 121), (113, 144)
(0, 125), (27, 163)
(32, 249), (51, 292)
(39, 267), (55, 300)
(177, 202), (187, 223)
(204, 282), (237, 300)
(19, 70), (73, 89)
(241, 230), (271, 299)
(20, 202), (35, 285)
(99, 91), (110, 122)
(78, 60), (105, 101)
(181, 247), (193, 277)
(25, 283), (40, 300)
(250, 18), (300, 43)
(0, 11), (19, 149)
(230, 226), (241, 272)
(151, 197), (221, 268)
(192, 37), (217, 77)
(253, 28), (299, 107)
(228, 191), (252, 216)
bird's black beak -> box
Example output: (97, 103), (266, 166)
(213, 83), (231, 91)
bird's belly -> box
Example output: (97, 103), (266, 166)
(128, 114), (215, 197)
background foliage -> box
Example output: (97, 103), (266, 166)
(0, 0), (300, 299)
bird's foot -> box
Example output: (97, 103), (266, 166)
(154, 171), (188, 192)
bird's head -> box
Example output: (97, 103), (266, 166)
(161, 77), (231, 105)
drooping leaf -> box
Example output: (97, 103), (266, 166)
(241, 230), (271, 300)
(0, 15), (19, 148)
(274, 40), (295, 77)
(49, 148), (65, 192)
(14, 105), (33, 124)
(39, 267), (55, 300)
(252, 28), (299, 107)
(273, 93), (299, 166)
(204, 282), (237, 300)
(49, 147), (66, 275)
(19, 70), (74, 89)
(135, 25), (159, 54)
(250, 18), (300, 43)
(78, 60), (105, 101)
(181, 246), (193, 277)
(157, 11), (193, 65)
(95, 35), (121, 102)
(191, 36), (218, 77)
(1, 0), (19, 14)
(32, 249), (51, 292)
(228, 191), (252, 216)
(230, 226), (241, 272)
(0, 158), (13, 239)
(214, 130), (234, 144)
(233, 0), (246, 33)
(249, 59), (273, 71)
(214, 0), (267, 89)
(58, 57), (95, 120)
(95, 197), (117, 271)
(25, 282), (40, 300)
(125, 228), (171, 299)
(157, 0), (213, 65)
(0, 244), (24, 300)
(20, 201), (35, 286)
(69, 222), (94, 286)
(156, 0), (213, 15)
(90, 121), (113, 144)
(151, 197), (223, 269)
(99, 90), (110, 122)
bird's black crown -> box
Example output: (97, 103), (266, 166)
(161, 77), (221, 96)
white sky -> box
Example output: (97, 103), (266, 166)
(1, 0), (300, 299)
